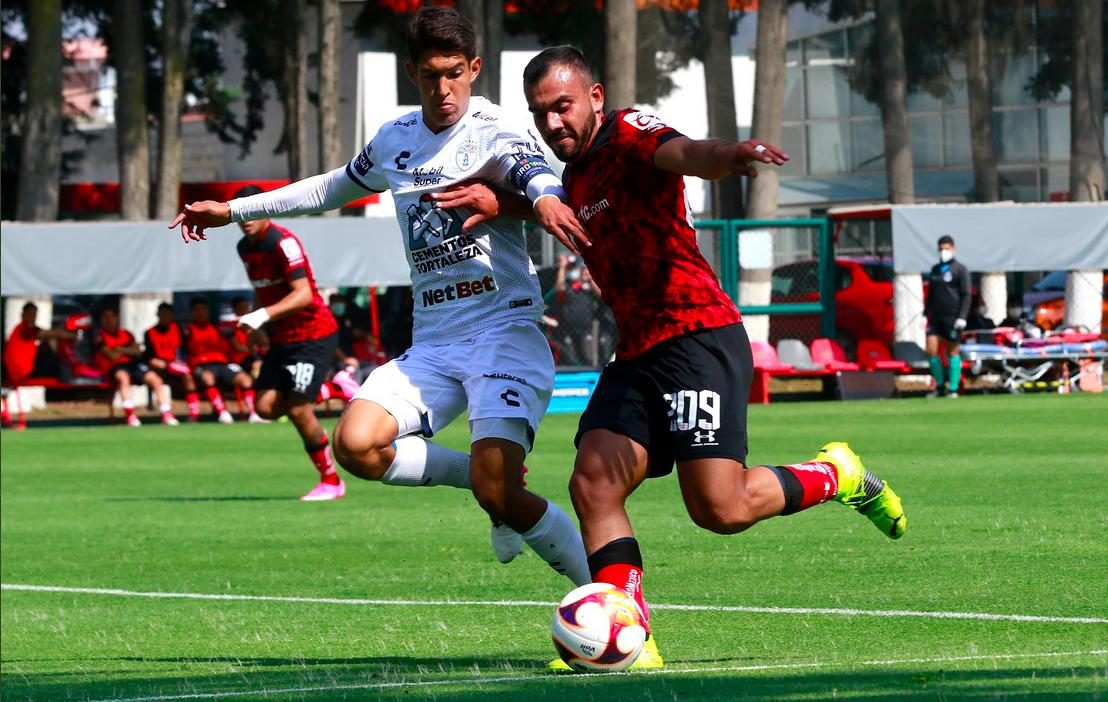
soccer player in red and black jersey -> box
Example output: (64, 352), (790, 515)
(94, 307), (177, 427)
(230, 184), (360, 501)
(185, 298), (259, 424)
(144, 302), (202, 422)
(441, 46), (908, 669)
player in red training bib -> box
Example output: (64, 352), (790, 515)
(93, 307), (177, 426)
(442, 46), (908, 670)
(144, 302), (202, 422)
(231, 185), (359, 501)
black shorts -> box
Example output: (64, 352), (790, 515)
(108, 361), (150, 384)
(575, 323), (753, 478)
(927, 316), (960, 341)
(194, 362), (244, 387)
(255, 332), (338, 400)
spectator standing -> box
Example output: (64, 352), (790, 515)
(925, 235), (972, 398)
(94, 307), (177, 426)
(547, 255), (613, 366)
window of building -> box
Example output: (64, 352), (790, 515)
(991, 51), (1038, 107)
(943, 111), (971, 166)
(807, 122), (851, 174)
(993, 108), (1040, 163)
(779, 123), (807, 177)
(910, 114), (944, 168)
(804, 30), (848, 65)
(784, 66), (805, 121)
(850, 119), (884, 171)
(805, 65), (851, 119)
(999, 169), (1040, 201)
(1040, 105), (1069, 162)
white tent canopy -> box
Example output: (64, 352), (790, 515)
(1, 216), (412, 296)
(891, 202), (1108, 273)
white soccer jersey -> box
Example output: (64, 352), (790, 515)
(345, 97), (556, 345)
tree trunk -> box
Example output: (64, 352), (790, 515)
(282, 0), (310, 181)
(15, 0), (63, 221)
(962, 0), (998, 202)
(736, 0), (787, 343)
(113, 0), (151, 220)
(744, 0), (786, 221)
(455, 0), (486, 95)
(154, 0), (192, 219)
(1065, 0), (1104, 332)
(877, 0), (923, 349)
(318, 0), (341, 213)
(604, 0), (636, 109)
(636, 3), (662, 105)
(1069, 0), (1105, 202)
(483, 0), (503, 104)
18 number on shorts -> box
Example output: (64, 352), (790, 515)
(286, 362), (315, 394)
(664, 389), (721, 432)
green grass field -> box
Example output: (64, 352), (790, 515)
(2, 394), (1106, 701)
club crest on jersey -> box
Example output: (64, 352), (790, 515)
(455, 140), (479, 171)
(406, 199), (462, 251)
(623, 111), (667, 133)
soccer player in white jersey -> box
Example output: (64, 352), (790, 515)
(171, 6), (592, 585)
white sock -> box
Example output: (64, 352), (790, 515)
(159, 403), (171, 414)
(380, 436), (471, 489)
(522, 500), (591, 586)
(122, 400), (134, 410)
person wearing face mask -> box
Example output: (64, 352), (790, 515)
(965, 293), (996, 331)
(925, 235), (972, 398)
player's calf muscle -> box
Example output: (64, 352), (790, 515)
(332, 419), (395, 479)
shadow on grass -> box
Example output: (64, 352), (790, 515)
(1, 659), (1103, 702)
(103, 496), (291, 503)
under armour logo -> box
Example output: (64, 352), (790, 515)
(500, 389), (521, 407)
(693, 430), (717, 445)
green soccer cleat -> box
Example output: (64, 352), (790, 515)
(815, 441), (907, 539)
(546, 634), (665, 672)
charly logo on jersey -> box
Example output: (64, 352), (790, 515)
(455, 139), (479, 171)
(406, 198), (463, 251)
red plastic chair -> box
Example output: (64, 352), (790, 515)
(810, 338), (860, 371)
(857, 339), (911, 372)
(750, 340), (794, 371)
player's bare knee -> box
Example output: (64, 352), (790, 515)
(333, 424), (392, 479)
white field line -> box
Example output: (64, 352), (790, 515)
(82, 649), (1108, 702)
(3, 583), (1106, 625)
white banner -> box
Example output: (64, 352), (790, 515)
(1, 216), (412, 296)
(891, 202), (1108, 273)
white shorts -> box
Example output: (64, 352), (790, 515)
(353, 320), (554, 451)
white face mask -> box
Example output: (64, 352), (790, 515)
(939, 249), (954, 263)
(1008, 307), (1022, 318)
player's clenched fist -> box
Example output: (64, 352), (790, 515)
(169, 200), (233, 243)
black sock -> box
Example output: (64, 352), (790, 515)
(587, 537), (643, 580)
(767, 465), (804, 515)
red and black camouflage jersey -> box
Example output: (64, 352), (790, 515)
(561, 109), (742, 359)
(236, 223), (338, 345)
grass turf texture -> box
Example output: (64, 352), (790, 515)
(2, 394), (1106, 701)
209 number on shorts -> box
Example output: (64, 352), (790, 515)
(664, 389), (721, 432)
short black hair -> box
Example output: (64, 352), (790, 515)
(523, 45), (593, 87)
(230, 296), (248, 307)
(406, 6), (476, 64)
(938, 235), (955, 247)
(22, 302), (37, 313)
(157, 302), (173, 313)
(232, 184), (265, 200)
(190, 297), (208, 309)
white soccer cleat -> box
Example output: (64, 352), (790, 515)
(217, 410), (235, 424)
(301, 479), (346, 501)
(161, 413), (180, 426)
(491, 519), (524, 564)
(248, 412), (270, 424)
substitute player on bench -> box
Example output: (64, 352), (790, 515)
(440, 46), (907, 670)
(170, 7), (593, 579)
(144, 302), (202, 422)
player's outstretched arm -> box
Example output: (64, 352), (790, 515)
(654, 136), (788, 181)
(170, 201), (231, 243)
(431, 182), (592, 253)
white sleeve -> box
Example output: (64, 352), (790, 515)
(486, 123), (566, 204)
(228, 167), (368, 222)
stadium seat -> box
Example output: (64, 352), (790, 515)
(893, 341), (930, 370)
(749, 341), (794, 405)
(857, 339), (910, 373)
(777, 339), (824, 371)
(810, 338), (861, 371)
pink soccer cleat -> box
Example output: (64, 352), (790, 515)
(126, 414), (142, 427)
(162, 412), (180, 426)
(300, 479), (346, 502)
(331, 369), (361, 402)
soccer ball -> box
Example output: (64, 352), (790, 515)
(550, 582), (647, 672)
